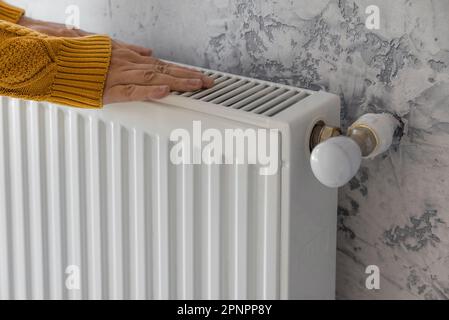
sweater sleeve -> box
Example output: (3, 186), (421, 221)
(0, 1), (24, 23)
(0, 20), (111, 109)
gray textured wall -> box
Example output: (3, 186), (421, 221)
(11, 0), (449, 299)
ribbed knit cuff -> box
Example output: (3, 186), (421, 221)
(49, 36), (112, 108)
(0, 1), (25, 23)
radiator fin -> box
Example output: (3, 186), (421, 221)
(173, 71), (311, 117)
(0, 99), (281, 300)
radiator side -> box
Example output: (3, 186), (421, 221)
(276, 92), (340, 299)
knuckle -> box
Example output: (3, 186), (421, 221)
(143, 70), (155, 82)
(121, 85), (136, 98)
(156, 64), (169, 74)
(154, 58), (163, 65)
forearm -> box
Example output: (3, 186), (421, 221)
(0, 1), (113, 108)
(1, 0), (86, 35)
(1, 1), (213, 107)
(17, 16), (91, 37)
(0, 20), (112, 108)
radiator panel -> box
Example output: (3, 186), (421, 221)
(0, 98), (283, 300)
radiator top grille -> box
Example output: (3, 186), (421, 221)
(172, 71), (311, 117)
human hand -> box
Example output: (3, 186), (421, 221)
(17, 16), (215, 104)
(103, 44), (214, 104)
(18, 16), (153, 56)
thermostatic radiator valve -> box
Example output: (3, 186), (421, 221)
(310, 113), (400, 188)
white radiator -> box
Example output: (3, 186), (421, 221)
(0, 67), (339, 300)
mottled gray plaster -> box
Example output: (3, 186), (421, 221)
(11, 0), (449, 299)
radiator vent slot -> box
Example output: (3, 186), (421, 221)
(173, 71), (311, 117)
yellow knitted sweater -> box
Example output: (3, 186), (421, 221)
(0, 1), (111, 108)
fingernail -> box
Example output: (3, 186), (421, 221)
(203, 76), (215, 88)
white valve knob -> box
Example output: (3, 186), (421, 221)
(310, 113), (400, 188)
(310, 136), (362, 188)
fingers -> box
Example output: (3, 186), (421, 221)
(135, 64), (215, 88)
(103, 85), (170, 104)
(150, 73), (206, 91)
(173, 68), (215, 88)
(141, 71), (205, 91)
(25, 24), (80, 37)
(104, 45), (216, 105)
(112, 50), (172, 71)
(125, 44), (153, 56)
(110, 65), (214, 89)
(116, 51), (181, 68)
(114, 40), (153, 56)
(109, 69), (212, 92)
(113, 50), (214, 87)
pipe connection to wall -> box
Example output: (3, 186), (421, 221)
(310, 113), (401, 188)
